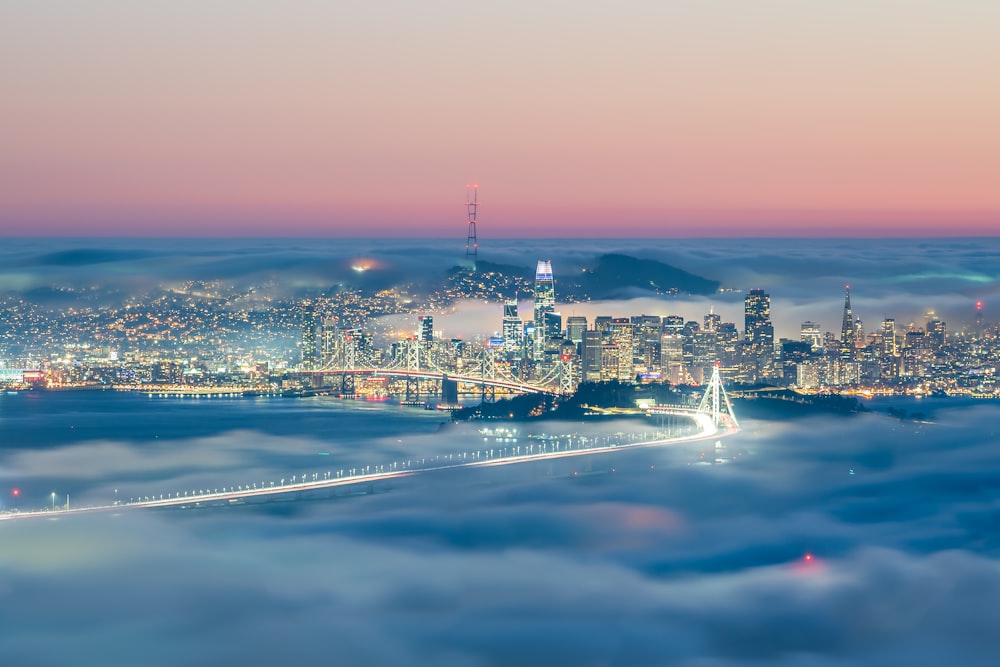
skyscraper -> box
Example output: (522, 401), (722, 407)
(839, 286), (856, 361)
(533, 260), (555, 354)
(502, 300), (523, 360)
(800, 321), (822, 350)
(419, 315), (434, 344)
(743, 289), (774, 380)
(717, 322), (740, 369)
(581, 330), (603, 383)
(608, 318), (635, 382)
(880, 317), (898, 380)
(662, 315), (685, 335)
(301, 301), (318, 368)
(881, 318), (897, 357)
(543, 311), (563, 340)
(926, 312), (946, 350)
(703, 309), (721, 333)
(660, 332), (685, 384)
(566, 316), (587, 344)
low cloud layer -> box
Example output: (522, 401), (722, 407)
(3, 401), (1000, 665)
(3, 238), (998, 339)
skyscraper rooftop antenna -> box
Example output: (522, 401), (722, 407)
(465, 184), (479, 267)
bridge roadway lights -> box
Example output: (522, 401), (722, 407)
(1, 400), (741, 521)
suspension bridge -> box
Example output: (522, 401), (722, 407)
(298, 333), (575, 399)
(1, 367), (739, 522)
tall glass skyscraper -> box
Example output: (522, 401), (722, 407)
(839, 286), (856, 361)
(419, 315), (434, 344)
(743, 288), (774, 380)
(502, 299), (523, 360)
(533, 260), (555, 354)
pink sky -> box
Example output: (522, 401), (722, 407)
(2, 1), (998, 237)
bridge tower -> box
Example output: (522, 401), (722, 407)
(480, 344), (497, 403)
(557, 356), (575, 396)
(404, 339), (421, 401)
(697, 363), (739, 429)
(405, 338), (420, 372)
(465, 184), (479, 267)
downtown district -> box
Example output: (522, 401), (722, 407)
(1, 260), (997, 400)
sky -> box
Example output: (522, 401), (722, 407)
(2, 1), (999, 237)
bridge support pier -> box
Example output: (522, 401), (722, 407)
(405, 377), (420, 402)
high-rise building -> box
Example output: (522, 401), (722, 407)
(633, 315), (662, 369)
(543, 311), (563, 340)
(419, 315), (434, 344)
(301, 301), (318, 368)
(879, 317), (898, 379)
(800, 321), (822, 350)
(839, 286), (856, 361)
(662, 315), (685, 335)
(533, 260), (555, 353)
(780, 339), (815, 386)
(743, 289), (774, 380)
(608, 318), (635, 382)
(717, 322), (740, 368)
(703, 310), (721, 333)
(566, 316), (587, 344)
(660, 333), (685, 384)
(581, 330), (603, 382)
(501, 300), (523, 360)
(594, 316), (614, 334)
(796, 362), (821, 389)
(881, 318), (897, 357)
(926, 312), (946, 350)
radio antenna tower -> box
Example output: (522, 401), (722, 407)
(465, 183), (479, 267)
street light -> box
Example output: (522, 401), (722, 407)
(51, 491), (56, 510)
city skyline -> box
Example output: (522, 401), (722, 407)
(4, 237), (1000, 665)
(0, 238), (992, 396)
(3, 2), (1000, 237)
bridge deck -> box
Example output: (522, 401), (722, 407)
(1, 407), (737, 521)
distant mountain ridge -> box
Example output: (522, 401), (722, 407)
(444, 253), (718, 301)
(572, 253), (719, 298)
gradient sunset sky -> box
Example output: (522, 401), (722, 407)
(3, 1), (998, 237)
